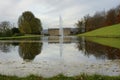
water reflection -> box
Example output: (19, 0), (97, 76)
(19, 42), (43, 61)
(0, 37), (120, 61)
(11, 42), (19, 46)
(77, 37), (120, 60)
(0, 42), (12, 53)
(0, 37), (120, 77)
(47, 36), (77, 43)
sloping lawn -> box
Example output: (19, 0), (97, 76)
(78, 24), (120, 37)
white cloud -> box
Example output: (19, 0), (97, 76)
(0, 0), (120, 29)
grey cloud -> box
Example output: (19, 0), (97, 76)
(0, 0), (119, 28)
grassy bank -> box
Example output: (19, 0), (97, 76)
(78, 24), (120, 37)
(0, 35), (41, 40)
(0, 74), (120, 80)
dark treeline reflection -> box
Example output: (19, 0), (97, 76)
(0, 42), (43, 61)
(19, 42), (43, 61)
(77, 37), (120, 60)
(0, 42), (12, 53)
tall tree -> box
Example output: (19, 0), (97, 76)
(18, 11), (42, 34)
(76, 19), (85, 33)
(117, 11), (120, 23)
(116, 5), (120, 23)
(105, 9), (117, 26)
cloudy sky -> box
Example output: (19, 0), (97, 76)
(0, 0), (120, 29)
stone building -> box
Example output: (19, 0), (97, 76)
(48, 28), (59, 36)
(48, 28), (71, 36)
(63, 28), (71, 36)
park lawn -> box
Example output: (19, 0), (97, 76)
(78, 24), (120, 37)
(0, 74), (120, 80)
(0, 35), (41, 40)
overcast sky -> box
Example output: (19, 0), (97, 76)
(0, 0), (120, 29)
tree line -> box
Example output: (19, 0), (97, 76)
(0, 21), (18, 37)
(0, 11), (42, 37)
(76, 4), (120, 33)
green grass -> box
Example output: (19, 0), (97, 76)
(0, 35), (41, 40)
(85, 37), (120, 49)
(78, 24), (120, 37)
(0, 74), (120, 80)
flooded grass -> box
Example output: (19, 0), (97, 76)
(85, 37), (120, 49)
(0, 74), (120, 80)
(0, 35), (41, 40)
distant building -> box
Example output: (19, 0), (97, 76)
(42, 28), (79, 36)
(48, 28), (59, 36)
(48, 28), (71, 36)
(64, 28), (71, 36)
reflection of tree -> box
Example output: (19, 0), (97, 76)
(85, 41), (120, 60)
(76, 37), (88, 56)
(77, 37), (84, 50)
(19, 42), (43, 61)
(0, 42), (11, 53)
(77, 39), (120, 60)
(11, 42), (19, 46)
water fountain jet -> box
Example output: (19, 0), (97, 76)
(59, 16), (63, 57)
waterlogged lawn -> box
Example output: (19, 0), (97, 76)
(85, 37), (120, 49)
(1, 74), (120, 80)
(0, 35), (41, 40)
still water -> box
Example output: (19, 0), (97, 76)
(0, 36), (120, 77)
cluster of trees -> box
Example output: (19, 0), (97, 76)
(76, 4), (120, 33)
(0, 21), (20, 37)
(0, 21), (12, 37)
(0, 11), (43, 37)
(18, 11), (42, 34)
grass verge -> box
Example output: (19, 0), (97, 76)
(0, 74), (120, 80)
(78, 24), (120, 37)
(0, 35), (41, 40)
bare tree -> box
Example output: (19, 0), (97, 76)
(0, 21), (12, 37)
